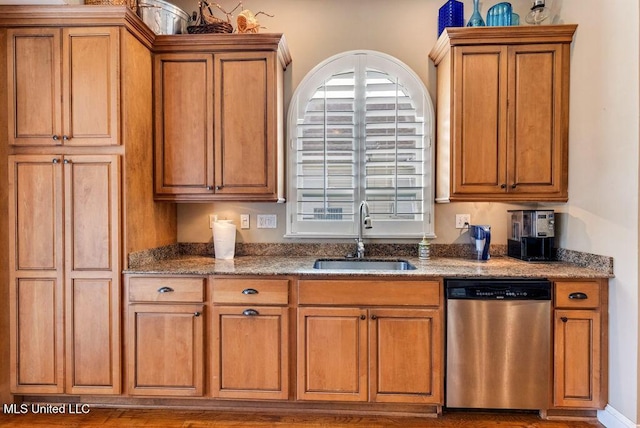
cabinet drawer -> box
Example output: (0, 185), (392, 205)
(128, 277), (205, 303)
(554, 281), (600, 309)
(298, 280), (441, 306)
(212, 278), (289, 305)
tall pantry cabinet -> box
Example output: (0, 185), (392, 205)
(0, 7), (177, 396)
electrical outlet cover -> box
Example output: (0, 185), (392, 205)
(455, 214), (471, 229)
(257, 214), (277, 229)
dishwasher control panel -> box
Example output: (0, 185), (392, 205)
(446, 279), (551, 300)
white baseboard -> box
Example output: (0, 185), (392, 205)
(598, 405), (637, 428)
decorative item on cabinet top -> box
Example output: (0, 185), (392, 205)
(438, 0), (464, 36)
(137, 0), (190, 34)
(187, 1), (274, 34)
(85, 0), (137, 11)
(467, 0), (485, 26)
(486, 2), (513, 26)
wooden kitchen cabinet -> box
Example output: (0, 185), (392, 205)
(7, 26), (119, 147)
(153, 35), (291, 202)
(552, 279), (608, 409)
(8, 154), (120, 394)
(297, 279), (443, 405)
(429, 25), (576, 202)
(2, 7), (176, 397)
(211, 277), (290, 400)
(126, 276), (206, 397)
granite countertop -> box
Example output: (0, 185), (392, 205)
(124, 254), (613, 279)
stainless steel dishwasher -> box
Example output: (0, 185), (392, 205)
(445, 278), (551, 410)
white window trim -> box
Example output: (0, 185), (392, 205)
(285, 50), (435, 239)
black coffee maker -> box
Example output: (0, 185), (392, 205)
(507, 210), (555, 261)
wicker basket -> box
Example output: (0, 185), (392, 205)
(187, 22), (233, 34)
(85, 0), (137, 11)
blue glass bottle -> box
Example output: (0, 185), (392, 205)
(467, 0), (485, 27)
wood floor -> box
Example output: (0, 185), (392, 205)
(0, 408), (605, 427)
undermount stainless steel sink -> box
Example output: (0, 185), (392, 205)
(312, 258), (417, 271)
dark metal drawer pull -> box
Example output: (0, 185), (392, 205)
(242, 288), (259, 295)
(157, 286), (174, 293)
(568, 292), (588, 300)
(242, 309), (259, 316)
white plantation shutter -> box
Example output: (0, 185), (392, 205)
(286, 51), (434, 238)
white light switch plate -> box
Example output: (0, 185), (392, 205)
(240, 214), (250, 229)
(257, 214), (277, 229)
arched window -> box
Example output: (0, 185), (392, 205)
(286, 51), (435, 238)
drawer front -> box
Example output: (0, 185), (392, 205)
(298, 280), (441, 306)
(212, 278), (289, 305)
(554, 281), (601, 309)
(128, 276), (205, 303)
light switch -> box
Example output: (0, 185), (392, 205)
(240, 214), (250, 229)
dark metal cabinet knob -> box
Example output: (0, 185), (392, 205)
(360, 314), (366, 320)
(561, 317), (568, 323)
(194, 311), (201, 317)
(371, 315), (378, 320)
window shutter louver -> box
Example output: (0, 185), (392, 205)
(287, 51), (434, 238)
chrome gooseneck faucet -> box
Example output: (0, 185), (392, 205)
(356, 200), (372, 259)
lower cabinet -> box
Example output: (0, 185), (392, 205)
(125, 276), (206, 397)
(552, 279), (608, 409)
(296, 279), (443, 404)
(118, 273), (609, 415)
(211, 277), (290, 400)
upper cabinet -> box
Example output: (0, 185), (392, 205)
(153, 34), (291, 202)
(7, 27), (120, 147)
(429, 25), (577, 202)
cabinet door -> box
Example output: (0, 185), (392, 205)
(7, 28), (62, 146)
(212, 306), (289, 399)
(8, 155), (64, 393)
(214, 51), (277, 198)
(127, 304), (204, 396)
(154, 53), (214, 197)
(554, 309), (602, 408)
(507, 44), (566, 198)
(62, 27), (120, 146)
(64, 155), (120, 394)
(297, 307), (368, 401)
(7, 27), (119, 146)
(369, 308), (442, 404)
(451, 45), (508, 195)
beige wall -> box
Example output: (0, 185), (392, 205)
(173, 0), (640, 424)
(173, 0), (536, 246)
